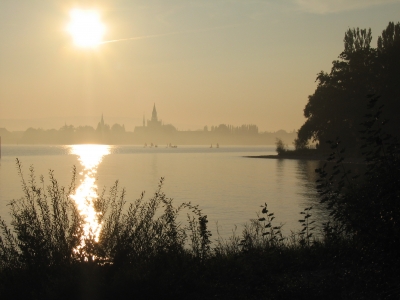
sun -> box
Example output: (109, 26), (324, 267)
(67, 8), (106, 48)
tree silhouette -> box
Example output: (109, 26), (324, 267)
(296, 22), (400, 153)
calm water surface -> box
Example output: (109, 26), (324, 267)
(0, 145), (323, 239)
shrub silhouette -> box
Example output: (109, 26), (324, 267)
(0, 159), (82, 270)
(316, 97), (400, 253)
(0, 161), (212, 271)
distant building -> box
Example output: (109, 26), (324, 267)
(147, 104), (162, 129)
(96, 114), (110, 132)
(135, 104), (176, 134)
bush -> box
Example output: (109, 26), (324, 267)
(0, 159), (82, 270)
(316, 97), (400, 254)
(0, 160), (212, 271)
(275, 138), (287, 155)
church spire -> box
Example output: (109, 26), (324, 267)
(151, 103), (158, 121)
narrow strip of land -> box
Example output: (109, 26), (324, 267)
(244, 154), (324, 160)
(244, 154), (365, 164)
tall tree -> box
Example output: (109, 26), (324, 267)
(296, 22), (400, 152)
(376, 22), (400, 137)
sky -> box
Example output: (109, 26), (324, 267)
(0, 0), (399, 132)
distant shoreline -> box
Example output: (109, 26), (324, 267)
(244, 154), (323, 160)
(245, 154), (365, 164)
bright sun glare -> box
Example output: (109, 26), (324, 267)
(67, 8), (105, 48)
(69, 145), (111, 258)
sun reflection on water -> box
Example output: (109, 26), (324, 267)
(69, 144), (111, 257)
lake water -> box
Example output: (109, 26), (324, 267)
(0, 145), (323, 239)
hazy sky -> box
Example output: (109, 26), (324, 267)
(1, 0), (399, 131)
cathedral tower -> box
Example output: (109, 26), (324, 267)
(151, 103), (158, 122)
(147, 103), (162, 129)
